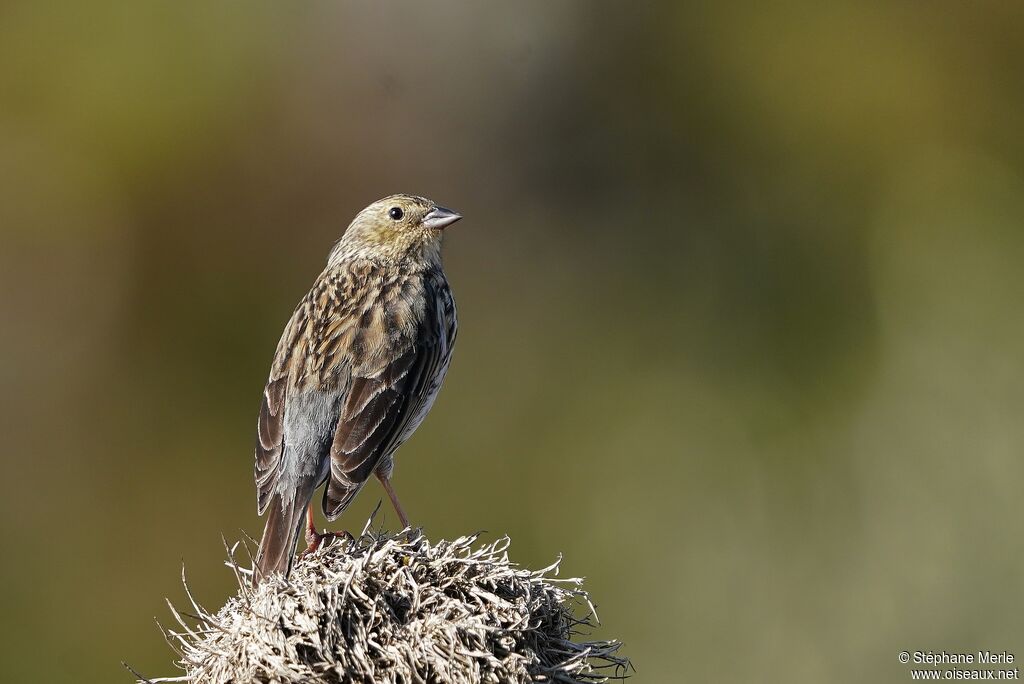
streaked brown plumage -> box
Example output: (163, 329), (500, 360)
(254, 195), (460, 581)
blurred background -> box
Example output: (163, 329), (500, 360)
(2, 2), (1023, 682)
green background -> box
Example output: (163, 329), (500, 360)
(2, 3), (1023, 682)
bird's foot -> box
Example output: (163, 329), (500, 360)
(301, 528), (353, 557)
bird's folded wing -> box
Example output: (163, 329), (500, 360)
(254, 375), (288, 515)
(323, 339), (442, 518)
(253, 301), (310, 515)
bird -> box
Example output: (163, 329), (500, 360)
(253, 194), (460, 581)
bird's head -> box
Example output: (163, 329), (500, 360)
(330, 194), (462, 267)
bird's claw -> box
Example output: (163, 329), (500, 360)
(301, 528), (354, 558)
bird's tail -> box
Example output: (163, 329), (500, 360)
(254, 493), (308, 584)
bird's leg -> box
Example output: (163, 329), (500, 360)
(300, 503), (352, 557)
(377, 472), (411, 530)
(303, 504), (318, 549)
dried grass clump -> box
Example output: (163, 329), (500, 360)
(143, 521), (630, 683)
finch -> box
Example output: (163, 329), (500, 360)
(253, 195), (460, 580)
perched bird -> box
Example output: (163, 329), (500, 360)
(253, 195), (460, 580)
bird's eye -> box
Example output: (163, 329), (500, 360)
(388, 207), (404, 221)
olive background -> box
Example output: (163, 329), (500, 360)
(2, 3), (1023, 682)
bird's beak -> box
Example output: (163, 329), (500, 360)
(422, 206), (462, 231)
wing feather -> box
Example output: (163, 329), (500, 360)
(253, 302), (309, 515)
(322, 290), (449, 520)
(254, 376), (288, 514)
